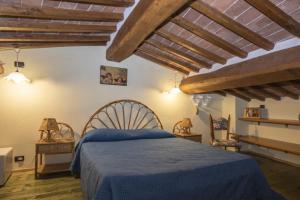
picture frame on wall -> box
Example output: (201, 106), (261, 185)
(243, 107), (267, 118)
(100, 65), (128, 86)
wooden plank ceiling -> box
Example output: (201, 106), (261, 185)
(106, 0), (300, 101)
(0, 0), (134, 49)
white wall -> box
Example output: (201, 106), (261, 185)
(0, 46), (209, 170)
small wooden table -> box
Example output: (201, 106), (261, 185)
(35, 140), (74, 179)
(175, 133), (202, 143)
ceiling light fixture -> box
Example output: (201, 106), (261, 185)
(4, 49), (30, 84)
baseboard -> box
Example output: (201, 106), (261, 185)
(243, 150), (300, 168)
(13, 168), (34, 173)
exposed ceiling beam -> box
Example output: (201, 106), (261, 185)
(0, 34), (110, 43)
(0, 4), (123, 22)
(0, 42), (106, 49)
(214, 91), (226, 96)
(138, 47), (198, 73)
(50, 0), (134, 7)
(135, 50), (189, 75)
(0, 21), (116, 33)
(180, 46), (300, 94)
(190, 1), (274, 50)
(289, 80), (300, 90)
(233, 88), (265, 101)
(267, 84), (299, 100)
(106, 0), (195, 62)
(224, 89), (251, 101)
(245, 0), (300, 37)
(247, 86), (281, 101)
(172, 17), (247, 58)
(145, 39), (211, 69)
(157, 29), (226, 64)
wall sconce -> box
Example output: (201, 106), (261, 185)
(166, 72), (181, 95)
(4, 49), (30, 84)
(192, 94), (212, 114)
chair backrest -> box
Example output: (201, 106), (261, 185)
(209, 114), (231, 143)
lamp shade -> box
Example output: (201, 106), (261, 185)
(39, 118), (59, 132)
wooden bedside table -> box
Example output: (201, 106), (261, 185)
(35, 140), (74, 179)
(175, 133), (202, 143)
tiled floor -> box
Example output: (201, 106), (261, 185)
(0, 155), (299, 200)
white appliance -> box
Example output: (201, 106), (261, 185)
(0, 147), (13, 186)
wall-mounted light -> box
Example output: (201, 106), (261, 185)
(4, 49), (30, 84)
(166, 72), (181, 95)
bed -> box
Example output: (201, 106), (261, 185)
(71, 99), (282, 200)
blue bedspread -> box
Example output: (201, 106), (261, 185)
(72, 129), (283, 200)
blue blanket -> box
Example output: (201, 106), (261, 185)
(72, 129), (283, 200)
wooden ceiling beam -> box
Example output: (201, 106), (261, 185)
(135, 50), (189, 75)
(106, 0), (195, 62)
(157, 29), (226, 64)
(172, 17), (247, 58)
(138, 47), (198, 73)
(145, 39), (211, 69)
(0, 4), (123, 22)
(233, 88), (265, 101)
(0, 21), (116, 33)
(0, 34), (110, 43)
(190, 1), (274, 50)
(247, 86), (281, 101)
(214, 91), (226, 96)
(180, 46), (300, 94)
(224, 89), (251, 101)
(245, 0), (300, 37)
(289, 80), (300, 90)
(50, 0), (134, 7)
(267, 84), (299, 100)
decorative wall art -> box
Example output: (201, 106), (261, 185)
(100, 65), (127, 86)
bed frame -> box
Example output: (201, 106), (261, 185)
(81, 99), (163, 137)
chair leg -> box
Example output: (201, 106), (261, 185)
(224, 146), (227, 151)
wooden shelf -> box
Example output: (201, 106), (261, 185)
(237, 135), (300, 155)
(239, 117), (300, 127)
(37, 163), (71, 174)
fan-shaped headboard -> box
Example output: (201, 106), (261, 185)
(81, 99), (163, 137)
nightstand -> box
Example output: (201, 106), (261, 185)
(35, 140), (74, 179)
(175, 133), (202, 143)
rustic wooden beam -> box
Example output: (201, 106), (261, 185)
(0, 21), (116, 33)
(172, 17), (247, 58)
(0, 4), (123, 22)
(106, 0), (194, 62)
(145, 39), (211, 69)
(190, 1), (274, 50)
(233, 88), (265, 101)
(0, 42), (106, 49)
(135, 50), (189, 75)
(245, 0), (300, 37)
(214, 91), (226, 96)
(267, 84), (299, 100)
(247, 86), (281, 101)
(224, 89), (251, 101)
(289, 80), (300, 90)
(50, 0), (134, 7)
(138, 47), (198, 73)
(180, 46), (300, 94)
(157, 29), (226, 64)
(0, 34), (110, 43)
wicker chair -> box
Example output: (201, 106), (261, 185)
(209, 114), (240, 151)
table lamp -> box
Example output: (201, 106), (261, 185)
(39, 118), (59, 142)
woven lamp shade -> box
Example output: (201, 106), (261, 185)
(39, 118), (59, 132)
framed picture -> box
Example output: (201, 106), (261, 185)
(100, 65), (127, 86)
(243, 107), (267, 118)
